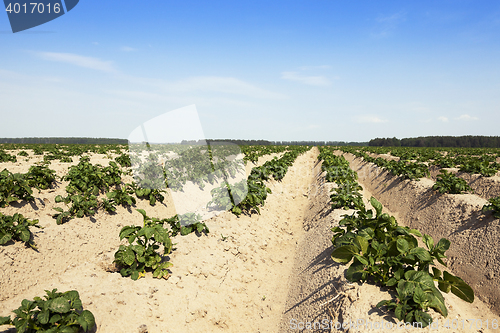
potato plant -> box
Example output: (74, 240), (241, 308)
(459, 157), (498, 177)
(0, 288), (95, 333)
(25, 164), (57, 191)
(0, 150), (17, 163)
(330, 182), (364, 210)
(114, 209), (173, 280)
(0, 169), (34, 207)
(482, 196), (500, 219)
(208, 146), (309, 216)
(63, 157), (122, 195)
(0, 212), (42, 249)
(432, 170), (472, 194)
(240, 145), (287, 164)
(236, 175), (271, 215)
(101, 185), (137, 213)
(331, 197), (474, 327)
(164, 212), (209, 236)
(319, 147), (365, 210)
(53, 194), (99, 224)
(115, 153), (131, 167)
(134, 187), (165, 206)
(208, 171), (272, 216)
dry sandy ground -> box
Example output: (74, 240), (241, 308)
(362, 149), (500, 200)
(1, 150), (314, 333)
(1, 147), (499, 333)
(340, 152), (500, 316)
(280, 152), (499, 333)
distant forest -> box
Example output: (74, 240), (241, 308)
(191, 139), (368, 146)
(3, 136), (499, 147)
(0, 137), (128, 144)
(0, 137), (368, 146)
(369, 136), (500, 148)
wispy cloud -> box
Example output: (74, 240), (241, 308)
(456, 114), (479, 121)
(376, 11), (406, 24)
(121, 46), (137, 52)
(36, 52), (116, 72)
(372, 11), (406, 38)
(281, 71), (331, 86)
(355, 115), (388, 123)
(175, 76), (286, 99)
(114, 75), (286, 100)
(298, 65), (331, 71)
(438, 116), (449, 122)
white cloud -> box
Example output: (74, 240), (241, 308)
(281, 71), (331, 86)
(456, 114), (479, 121)
(372, 11), (406, 38)
(298, 65), (331, 71)
(438, 116), (449, 122)
(376, 11), (406, 24)
(355, 115), (388, 123)
(121, 46), (137, 52)
(36, 52), (116, 72)
(108, 75), (286, 101)
(174, 76), (286, 99)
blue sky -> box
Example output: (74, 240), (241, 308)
(1, 0), (500, 142)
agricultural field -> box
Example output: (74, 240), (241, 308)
(1, 144), (499, 332)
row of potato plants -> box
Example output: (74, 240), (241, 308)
(1, 143), (284, 194)
(318, 147), (475, 328)
(113, 209), (208, 281)
(357, 146), (500, 177)
(0, 144), (127, 165)
(128, 143), (246, 192)
(0, 164), (57, 208)
(0, 289), (95, 333)
(340, 147), (431, 181)
(0, 148), (218, 331)
(208, 146), (310, 216)
(239, 145), (288, 164)
(339, 147), (469, 193)
(0, 144), (277, 332)
(337, 146), (500, 218)
(318, 147), (364, 210)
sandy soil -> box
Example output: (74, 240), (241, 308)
(1, 147), (499, 333)
(0, 150), (314, 333)
(361, 150), (500, 200)
(341, 152), (500, 316)
(279, 151), (499, 332)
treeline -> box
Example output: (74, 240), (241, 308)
(0, 137), (128, 144)
(182, 139), (368, 146)
(369, 136), (500, 148)
(273, 141), (368, 146)
(182, 139), (274, 145)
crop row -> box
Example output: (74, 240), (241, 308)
(208, 145), (310, 216)
(317, 147), (475, 328)
(348, 146), (500, 177)
(333, 147), (500, 217)
(0, 144), (303, 332)
(239, 145), (288, 164)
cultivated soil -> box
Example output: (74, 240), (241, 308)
(1, 148), (499, 333)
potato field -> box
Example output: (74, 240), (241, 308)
(1, 143), (499, 333)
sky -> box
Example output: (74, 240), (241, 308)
(1, 0), (500, 142)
